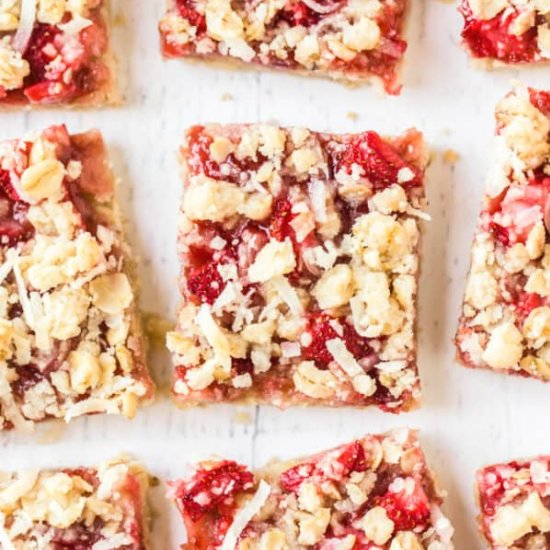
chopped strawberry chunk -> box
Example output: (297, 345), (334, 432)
(279, 1), (320, 26)
(0, 170), (21, 202)
(24, 24), (63, 83)
(187, 260), (225, 304)
(490, 182), (550, 245)
(377, 483), (431, 531)
(336, 441), (368, 475)
(334, 131), (419, 190)
(460, 3), (539, 63)
(269, 198), (294, 242)
(303, 313), (370, 367)
(529, 88), (550, 118)
(516, 292), (543, 320)
(24, 81), (78, 104)
(0, 195), (34, 245)
(175, 461), (255, 521)
(176, 0), (206, 31)
(279, 462), (316, 492)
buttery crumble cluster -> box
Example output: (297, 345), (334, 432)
(456, 86), (550, 381)
(0, 126), (152, 431)
(0, 457), (149, 549)
(477, 456), (550, 548)
(159, 0), (408, 92)
(173, 430), (455, 549)
(168, 124), (429, 411)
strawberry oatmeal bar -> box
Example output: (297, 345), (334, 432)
(159, 0), (410, 94)
(170, 429), (454, 550)
(0, 457), (151, 549)
(455, 86), (550, 381)
(477, 455), (550, 548)
(167, 124), (429, 412)
(0, 125), (154, 431)
(459, 0), (550, 65)
(0, 0), (117, 106)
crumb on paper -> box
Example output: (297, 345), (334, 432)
(346, 112), (359, 121)
(113, 12), (126, 26)
(233, 410), (253, 425)
(443, 149), (460, 165)
(221, 92), (234, 101)
(144, 312), (174, 348)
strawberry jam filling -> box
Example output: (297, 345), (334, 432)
(376, 483), (431, 531)
(460, 2), (541, 63)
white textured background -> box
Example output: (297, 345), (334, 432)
(0, 1), (549, 548)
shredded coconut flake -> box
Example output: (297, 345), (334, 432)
(326, 338), (363, 377)
(12, 253), (34, 330)
(12, 0), (36, 52)
(271, 276), (303, 316)
(308, 179), (328, 222)
(59, 15), (93, 35)
(91, 534), (134, 550)
(220, 480), (271, 550)
(64, 398), (121, 423)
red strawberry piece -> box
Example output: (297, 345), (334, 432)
(0, 170), (21, 202)
(280, 462), (316, 492)
(269, 198), (294, 242)
(176, 0), (206, 32)
(303, 313), (370, 367)
(176, 461), (255, 521)
(279, 1), (320, 26)
(377, 484), (431, 531)
(24, 24), (62, 83)
(529, 89), (550, 118)
(0, 196), (34, 245)
(460, 3), (539, 63)
(187, 261), (225, 304)
(516, 292), (543, 321)
(337, 441), (368, 475)
(24, 81), (78, 104)
(336, 131), (419, 190)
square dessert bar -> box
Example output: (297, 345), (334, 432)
(171, 430), (455, 549)
(0, 125), (154, 431)
(159, 0), (410, 94)
(0, 0), (118, 106)
(0, 457), (150, 549)
(477, 456), (550, 548)
(459, 0), (550, 66)
(456, 87), (550, 381)
(168, 124), (429, 412)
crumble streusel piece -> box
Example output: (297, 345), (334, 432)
(159, 0), (410, 94)
(456, 86), (550, 381)
(170, 430), (455, 549)
(0, 0), (118, 106)
(0, 124), (154, 431)
(0, 457), (151, 549)
(168, 124), (429, 412)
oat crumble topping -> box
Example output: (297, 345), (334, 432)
(168, 124), (429, 411)
(159, 0), (410, 94)
(171, 430), (455, 550)
(0, 125), (154, 431)
(0, 457), (150, 549)
(456, 86), (550, 382)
